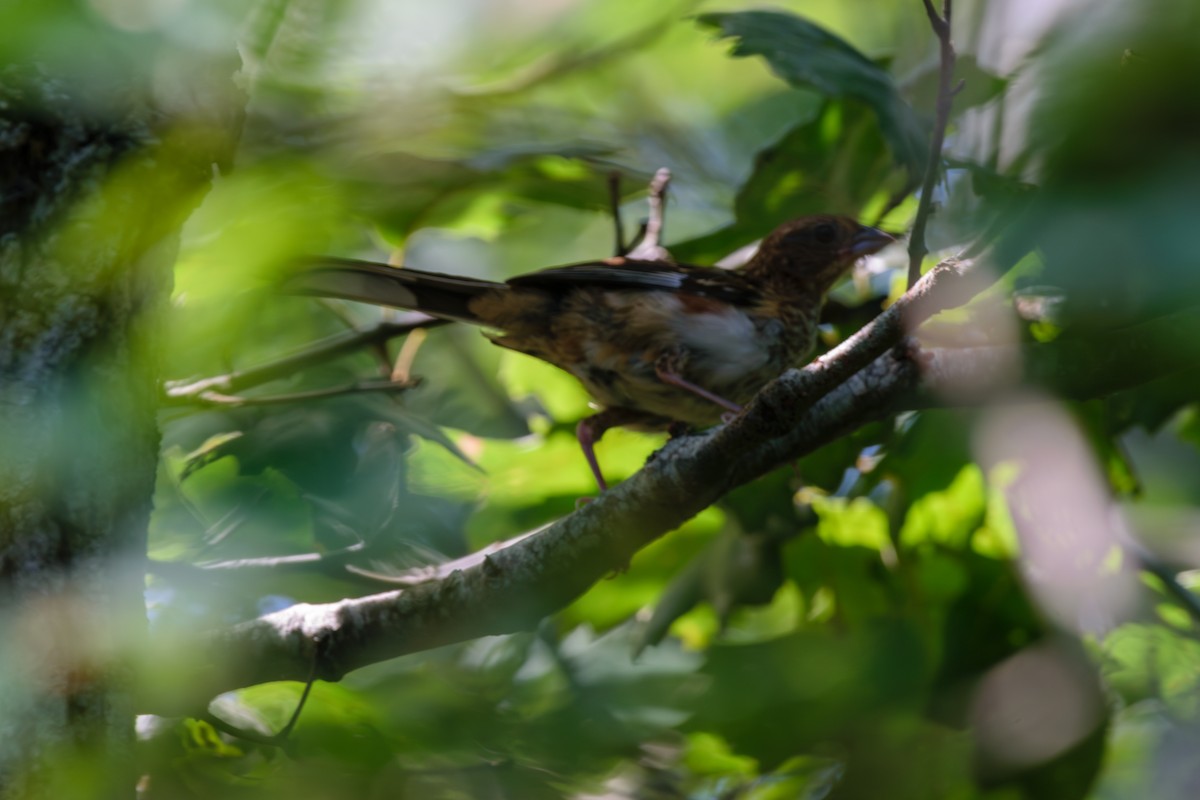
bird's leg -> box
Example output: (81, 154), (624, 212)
(653, 352), (743, 416)
(576, 407), (669, 492)
(655, 367), (743, 415)
(576, 416), (611, 492)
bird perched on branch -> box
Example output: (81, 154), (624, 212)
(285, 194), (893, 490)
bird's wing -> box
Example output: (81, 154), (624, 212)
(507, 260), (760, 305)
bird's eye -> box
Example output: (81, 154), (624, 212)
(813, 223), (837, 244)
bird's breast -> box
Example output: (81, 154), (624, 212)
(489, 287), (814, 426)
(668, 300), (772, 385)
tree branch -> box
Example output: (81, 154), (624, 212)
(142, 299), (1200, 714)
(907, 0), (959, 288)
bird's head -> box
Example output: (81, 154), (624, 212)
(744, 215), (895, 294)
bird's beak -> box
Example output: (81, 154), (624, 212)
(846, 226), (896, 258)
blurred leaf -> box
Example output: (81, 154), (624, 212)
(899, 464), (987, 549)
(1019, 9), (1200, 328)
(1101, 623), (1200, 717)
(684, 732), (758, 777)
(698, 10), (927, 175)
(674, 99), (905, 263)
(903, 54), (1007, 116)
(691, 620), (927, 767)
(824, 717), (975, 800)
(561, 505), (726, 631)
(501, 623), (708, 771)
(785, 532), (892, 627)
(359, 394), (481, 471)
(177, 403), (359, 494)
(928, 553), (1044, 724)
(213, 681), (394, 769)
(812, 495), (890, 551)
(180, 719), (245, 760)
(345, 146), (618, 241)
(734, 100), (891, 220)
(878, 412), (976, 500)
(405, 326), (533, 440)
(1072, 401), (1141, 496)
(947, 156), (1036, 204)
(635, 527), (785, 655)
(181, 431), (246, 481)
(1114, 374), (1200, 435)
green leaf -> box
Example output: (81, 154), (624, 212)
(405, 325), (533, 441)
(684, 732), (758, 777)
(1071, 401), (1140, 496)
(904, 54), (1008, 115)
(1102, 623), (1200, 716)
(214, 681), (394, 767)
(899, 464), (988, 549)
(672, 98), (905, 263)
(698, 10), (927, 176)
(358, 394), (482, 472)
(812, 495), (890, 552)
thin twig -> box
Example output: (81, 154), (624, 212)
(276, 657), (320, 742)
(1119, 533), (1200, 629)
(608, 171), (627, 256)
(149, 528), (540, 590)
(164, 315), (443, 402)
(202, 657), (318, 751)
(173, 378), (418, 409)
(454, 2), (697, 97)
(643, 168), (670, 250)
(907, 0), (959, 288)
(625, 167), (673, 261)
(149, 544), (369, 580)
(1148, 561), (1200, 630)
(391, 328), (428, 384)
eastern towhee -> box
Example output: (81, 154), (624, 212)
(286, 215), (894, 489)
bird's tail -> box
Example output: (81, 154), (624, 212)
(283, 257), (505, 325)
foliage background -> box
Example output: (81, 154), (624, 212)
(7, 0), (1200, 796)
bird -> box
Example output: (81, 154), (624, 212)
(284, 215), (894, 490)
